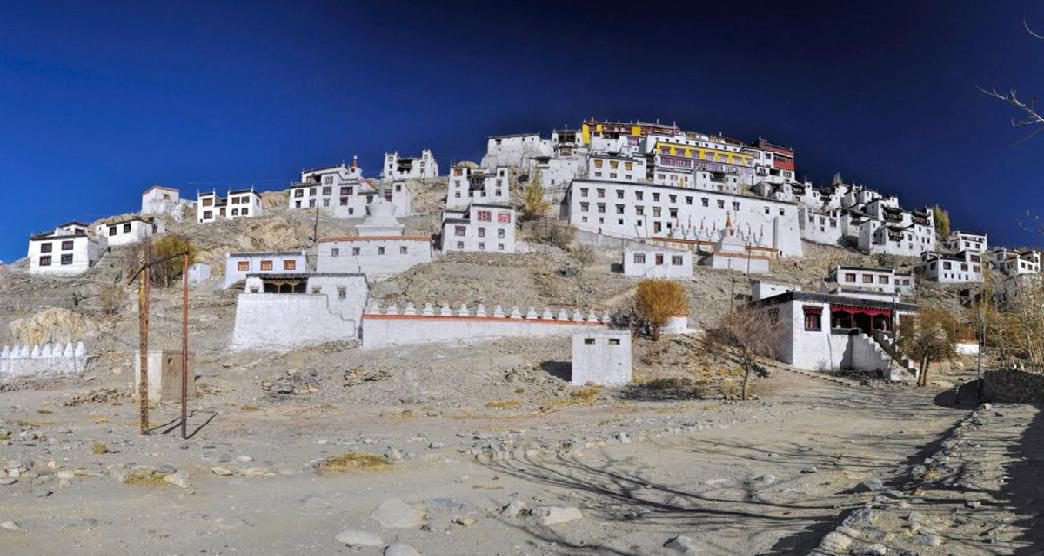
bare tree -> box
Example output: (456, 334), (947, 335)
(980, 20), (1044, 138)
(707, 306), (783, 400)
(900, 308), (958, 387)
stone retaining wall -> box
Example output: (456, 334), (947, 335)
(983, 368), (1044, 403)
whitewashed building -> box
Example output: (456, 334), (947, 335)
(442, 203), (516, 253)
(943, 231), (988, 253)
(141, 185), (186, 219)
(752, 290), (918, 374)
(447, 164), (512, 209)
(223, 251), (308, 289)
(197, 189), (263, 224)
(920, 251), (983, 284)
(481, 133), (552, 169)
(568, 179), (803, 258)
(28, 222), (103, 275)
(317, 201), (432, 279)
(383, 149), (438, 182)
(990, 247), (1041, 276)
(622, 246), (693, 279)
(825, 265), (914, 298)
(857, 207), (935, 256)
(587, 154), (646, 183)
(94, 216), (164, 247)
(571, 330), (632, 386)
(288, 160), (411, 218)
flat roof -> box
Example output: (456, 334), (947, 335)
(319, 235), (432, 243)
(228, 251), (306, 257)
(143, 185), (179, 193)
(751, 290), (917, 312)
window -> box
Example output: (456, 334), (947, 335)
(672, 256), (683, 265)
(260, 260), (273, 271)
(880, 276), (890, 284)
(203, 210), (213, 219)
(804, 306), (822, 331)
(455, 225), (466, 237)
(608, 338), (621, 346)
(498, 212), (512, 224)
(616, 204), (624, 215)
(323, 175), (333, 185)
(635, 191), (644, 201)
(580, 188), (589, 198)
(108, 226), (117, 236)
(633, 253), (646, 264)
(40, 242), (52, 253)
(498, 229), (506, 239)
(283, 260), (296, 271)
(352, 247), (361, 256)
(337, 287), (346, 300)
(655, 254), (664, 265)
(862, 274), (873, 284)
(61, 240), (74, 251)
(231, 208), (240, 216)
(584, 338), (595, 345)
(331, 248), (340, 257)
(478, 242), (486, 250)
(39, 256), (51, 266)
(322, 186), (331, 195)
(477, 210), (492, 222)
(237, 261), (250, 271)
(701, 198), (709, 207)
(400, 246), (407, 254)
(597, 188), (606, 198)
(377, 247), (386, 255)
(203, 197), (214, 207)
(61, 254), (73, 265)
(732, 201), (740, 211)
(844, 272), (856, 283)
(498, 243), (505, 251)
(457, 241), (464, 249)
(717, 200), (725, 209)
(616, 190), (624, 199)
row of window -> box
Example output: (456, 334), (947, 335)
(454, 226), (508, 238)
(578, 187), (787, 216)
(328, 245), (410, 257)
(38, 254), (74, 266)
(236, 259), (298, 272)
(38, 240), (75, 253)
(843, 272), (890, 285)
(632, 253), (685, 266)
(453, 241), (506, 251)
(201, 206), (251, 220)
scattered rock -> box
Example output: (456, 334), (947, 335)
(372, 498), (426, 529)
(164, 473), (191, 489)
(499, 500), (527, 519)
(536, 506), (583, 526)
(857, 479), (884, 492)
(210, 467), (234, 476)
(852, 544), (888, 556)
(384, 543), (420, 556)
(843, 508), (878, 528)
(335, 528), (383, 547)
(819, 531), (853, 553)
(1, 520), (20, 531)
(663, 535), (699, 554)
(0, 478), (17, 486)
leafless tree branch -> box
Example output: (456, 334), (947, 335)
(978, 86), (1044, 128)
(1025, 19), (1044, 40)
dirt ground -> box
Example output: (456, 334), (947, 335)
(5, 360), (1039, 556)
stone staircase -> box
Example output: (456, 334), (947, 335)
(871, 330), (919, 377)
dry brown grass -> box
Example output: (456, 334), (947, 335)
(36, 408), (53, 415)
(485, 399), (523, 410)
(0, 430), (10, 441)
(320, 452), (388, 473)
(91, 441), (110, 455)
(240, 404), (260, 412)
(121, 471), (167, 486)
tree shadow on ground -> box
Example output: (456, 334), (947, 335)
(1000, 403), (1044, 554)
(540, 361), (571, 381)
(482, 448), (848, 555)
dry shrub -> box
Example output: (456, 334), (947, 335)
(635, 280), (687, 340)
(320, 452), (388, 472)
(485, 399), (523, 409)
(98, 283), (124, 316)
(121, 470), (168, 486)
(570, 386), (602, 403)
(91, 441), (110, 455)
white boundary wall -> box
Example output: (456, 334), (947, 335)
(231, 294), (357, 351)
(1, 342), (88, 379)
(362, 301), (608, 350)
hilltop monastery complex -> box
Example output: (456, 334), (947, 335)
(12, 117), (1040, 380)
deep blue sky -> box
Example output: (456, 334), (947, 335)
(2, 1), (1044, 262)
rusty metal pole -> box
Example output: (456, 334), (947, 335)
(181, 254), (190, 439)
(138, 242), (151, 434)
